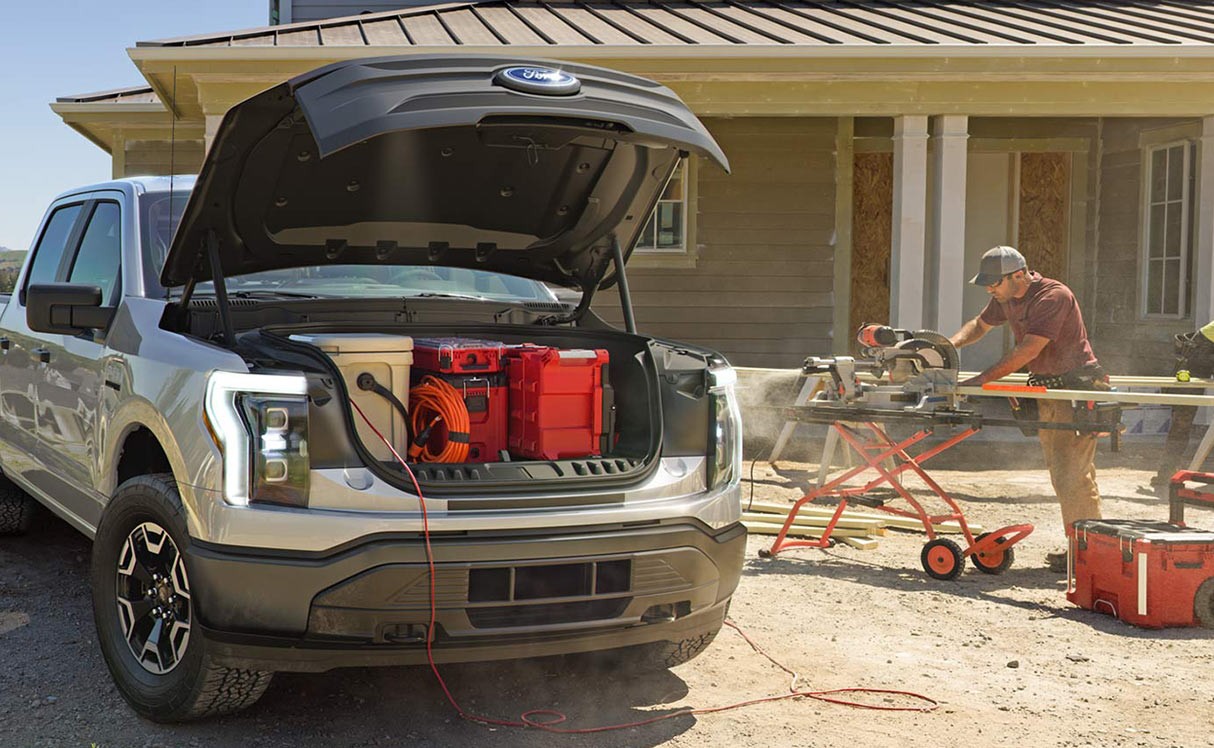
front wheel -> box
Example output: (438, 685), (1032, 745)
(92, 474), (273, 722)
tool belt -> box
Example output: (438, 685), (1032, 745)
(1026, 364), (1110, 392)
(1012, 364), (1119, 439)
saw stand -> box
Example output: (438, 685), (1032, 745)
(760, 417), (1033, 580)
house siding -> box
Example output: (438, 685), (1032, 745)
(287, 1), (437, 22)
(1089, 118), (1201, 377)
(595, 117), (839, 368)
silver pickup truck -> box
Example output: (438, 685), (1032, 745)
(0, 55), (744, 722)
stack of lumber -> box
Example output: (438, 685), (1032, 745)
(741, 499), (982, 551)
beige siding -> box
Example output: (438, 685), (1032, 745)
(1090, 118), (1200, 376)
(595, 117), (839, 368)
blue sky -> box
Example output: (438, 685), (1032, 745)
(0, 1), (267, 251)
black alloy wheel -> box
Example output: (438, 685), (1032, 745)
(115, 521), (192, 675)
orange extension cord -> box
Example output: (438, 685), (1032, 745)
(349, 399), (939, 733)
(407, 375), (471, 463)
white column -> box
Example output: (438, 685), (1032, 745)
(932, 115), (969, 334)
(891, 115), (929, 329)
(110, 132), (127, 180)
(1195, 116), (1214, 325)
(204, 114), (224, 155)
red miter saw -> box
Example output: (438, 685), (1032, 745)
(803, 324), (962, 411)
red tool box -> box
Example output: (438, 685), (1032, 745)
(413, 371), (509, 463)
(1067, 518), (1214, 629)
(413, 338), (506, 374)
(506, 345), (613, 460)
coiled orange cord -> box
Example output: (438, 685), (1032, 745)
(408, 375), (471, 463)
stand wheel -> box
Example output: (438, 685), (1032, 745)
(970, 532), (1015, 575)
(921, 538), (964, 580)
(1195, 578), (1214, 629)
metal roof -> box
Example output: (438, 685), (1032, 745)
(137, 1), (1214, 49)
(56, 86), (159, 105)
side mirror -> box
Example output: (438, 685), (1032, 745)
(26, 283), (111, 334)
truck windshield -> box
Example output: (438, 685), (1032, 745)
(139, 190), (572, 304)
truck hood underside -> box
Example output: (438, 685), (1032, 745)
(160, 55), (728, 291)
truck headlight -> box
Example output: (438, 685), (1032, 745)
(706, 365), (742, 491)
(205, 372), (310, 507)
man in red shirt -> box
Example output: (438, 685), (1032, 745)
(949, 246), (1107, 572)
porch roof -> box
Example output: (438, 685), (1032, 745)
(136, 1), (1214, 50)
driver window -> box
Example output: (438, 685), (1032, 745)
(66, 202), (121, 307)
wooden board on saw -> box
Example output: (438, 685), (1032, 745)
(744, 499), (982, 535)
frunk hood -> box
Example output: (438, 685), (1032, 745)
(160, 55), (729, 290)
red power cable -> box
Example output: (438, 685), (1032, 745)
(349, 399), (938, 732)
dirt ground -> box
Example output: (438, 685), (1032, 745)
(2, 440), (1213, 747)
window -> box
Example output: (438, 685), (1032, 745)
(1142, 142), (1195, 318)
(635, 160), (687, 253)
(67, 202), (122, 307)
(24, 203), (84, 296)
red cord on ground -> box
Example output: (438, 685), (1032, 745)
(349, 399), (939, 732)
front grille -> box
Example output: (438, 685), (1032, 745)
(467, 599), (630, 628)
(469, 560), (631, 602)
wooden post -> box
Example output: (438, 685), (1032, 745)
(1194, 116), (1214, 326)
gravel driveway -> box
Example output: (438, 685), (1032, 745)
(2, 445), (1213, 747)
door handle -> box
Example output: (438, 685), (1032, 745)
(32, 347), (50, 364)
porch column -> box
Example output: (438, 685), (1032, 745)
(932, 115), (969, 334)
(891, 115), (929, 329)
(111, 132), (127, 180)
(1196, 115), (1214, 325)
(204, 114), (224, 155)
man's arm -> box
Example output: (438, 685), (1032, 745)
(963, 333), (1051, 386)
(950, 316), (993, 349)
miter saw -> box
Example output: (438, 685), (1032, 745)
(803, 324), (962, 412)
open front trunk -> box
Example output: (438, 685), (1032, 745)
(224, 317), (714, 502)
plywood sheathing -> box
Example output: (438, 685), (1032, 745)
(849, 151), (893, 347)
(1018, 152), (1071, 283)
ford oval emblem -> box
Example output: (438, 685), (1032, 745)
(494, 66), (581, 96)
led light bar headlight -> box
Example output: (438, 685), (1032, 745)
(205, 371), (310, 507)
(706, 364), (742, 492)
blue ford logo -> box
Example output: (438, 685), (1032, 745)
(495, 66), (581, 96)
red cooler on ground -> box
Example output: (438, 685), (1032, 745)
(1067, 519), (1214, 629)
(506, 345), (612, 460)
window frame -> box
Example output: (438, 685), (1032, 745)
(630, 158), (698, 269)
(1139, 139), (1195, 320)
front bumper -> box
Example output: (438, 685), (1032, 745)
(188, 520), (745, 672)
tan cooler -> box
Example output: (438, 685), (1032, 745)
(291, 333), (413, 461)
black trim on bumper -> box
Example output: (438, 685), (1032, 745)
(187, 522), (745, 671)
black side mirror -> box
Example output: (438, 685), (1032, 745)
(26, 283), (111, 334)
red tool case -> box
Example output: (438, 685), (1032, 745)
(412, 338), (506, 374)
(1067, 518), (1214, 628)
(506, 345), (613, 460)
(412, 339), (509, 463)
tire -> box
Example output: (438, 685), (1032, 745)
(1195, 578), (1214, 629)
(970, 532), (1015, 575)
(0, 478), (35, 535)
(570, 610), (726, 673)
(92, 473), (273, 722)
(920, 538), (964, 581)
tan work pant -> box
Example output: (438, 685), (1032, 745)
(1037, 398), (1102, 534)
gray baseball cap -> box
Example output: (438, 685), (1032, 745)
(970, 245), (1027, 286)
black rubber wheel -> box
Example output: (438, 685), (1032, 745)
(970, 532), (1015, 575)
(1195, 578), (1214, 629)
(0, 477), (35, 535)
(921, 538), (965, 581)
(92, 474), (273, 722)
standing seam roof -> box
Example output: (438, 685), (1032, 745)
(136, 1), (1214, 48)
